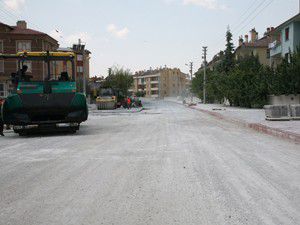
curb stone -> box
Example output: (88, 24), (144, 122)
(189, 105), (300, 143)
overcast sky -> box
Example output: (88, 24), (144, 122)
(0, 0), (299, 76)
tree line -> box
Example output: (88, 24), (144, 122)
(192, 29), (300, 108)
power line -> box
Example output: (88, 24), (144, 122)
(0, 6), (20, 24)
(213, 0), (265, 45)
(235, 0), (275, 35)
(0, 1), (22, 20)
(0, 0), (43, 31)
(232, 0), (261, 25)
(213, 0), (275, 58)
(231, 0), (266, 32)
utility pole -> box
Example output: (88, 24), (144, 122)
(190, 62), (194, 80)
(78, 39), (86, 95)
(185, 62), (194, 103)
(202, 47), (207, 104)
(185, 62), (193, 80)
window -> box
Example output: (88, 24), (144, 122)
(0, 41), (3, 72)
(16, 41), (31, 52)
(0, 40), (3, 53)
(77, 66), (83, 73)
(16, 41), (32, 72)
(266, 49), (270, 59)
(0, 60), (4, 73)
(285, 27), (289, 41)
(77, 55), (83, 61)
(0, 83), (6, 97)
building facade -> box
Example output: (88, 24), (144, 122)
(58, 44), (91, 92)
(269, 13), (300, 66)
(235, 28), (272, 66)
(131, 68), (188, 98)
(0, 20), (58, 97)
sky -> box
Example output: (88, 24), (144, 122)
(0, 0), (299, 76)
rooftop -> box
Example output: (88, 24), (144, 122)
(274, 13), (300, 32)
(237, 35), (270, 49)
(0, 20), (57, 43)
(134, 67), (184, 77)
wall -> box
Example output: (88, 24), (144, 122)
(236, 46), (269, 66)
(269, 94), (300, 105)
(293, 21), (300, 50)
(253, 48), (269, 66)
(281, 23), (294, 57)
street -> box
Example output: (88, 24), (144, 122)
(0, 100), (299, 225)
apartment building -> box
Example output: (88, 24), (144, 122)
(131, 68), (188, 98)
(0, 20), (58, 97)
(269, 13), (300, 67)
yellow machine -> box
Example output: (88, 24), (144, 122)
(96, 88), (117, 110)
(96, 96), (117, 110)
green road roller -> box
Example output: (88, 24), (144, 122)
(0, 51), (88, 135)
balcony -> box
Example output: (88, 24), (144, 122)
(269, 40), (282, 57)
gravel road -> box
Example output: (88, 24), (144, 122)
(0, 100), (299, 225)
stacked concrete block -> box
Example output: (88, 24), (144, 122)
(264, 105), (290, 121)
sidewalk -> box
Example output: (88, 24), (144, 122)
(166, 97), (300, 142)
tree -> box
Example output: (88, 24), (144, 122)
(222, 27), (235, 73)
(225, 54), (270, 108)
(103, 67), (133, 97)
(192, 69), (224, 103)
(271, 49), (300, 95)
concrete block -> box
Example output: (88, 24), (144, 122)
(290, 104), (300, 120)
(264, 105), (291, 121)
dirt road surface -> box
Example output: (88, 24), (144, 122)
(0, 100), (299, 225)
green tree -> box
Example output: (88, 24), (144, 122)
(272, 50), (300, 95)
(222, 27), (235, 73)
(225, 54), (270, 108)
(103, 67), (133, 97)
(192, 69), (224, 103)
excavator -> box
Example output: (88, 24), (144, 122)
(0, 51), (88, 135)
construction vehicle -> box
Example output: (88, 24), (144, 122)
(96, 88), (117, 110)
(0, 51), (88, 135)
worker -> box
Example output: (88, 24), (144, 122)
(59, 72), (69, 81)
(127, 97), (131, 109)
(18, 65), (28, 80)
(16, 65), (32, 82)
